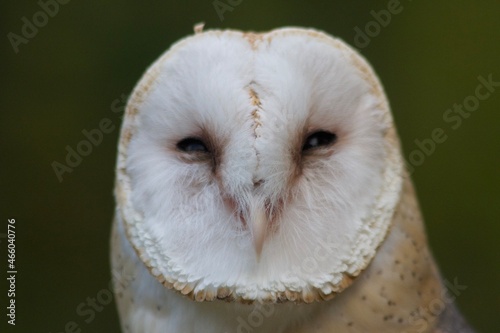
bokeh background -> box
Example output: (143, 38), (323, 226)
(1, 0), (499, 332)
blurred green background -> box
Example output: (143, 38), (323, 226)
(1, 0), (499, 332)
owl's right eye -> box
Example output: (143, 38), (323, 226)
(176, 137), (209, 153)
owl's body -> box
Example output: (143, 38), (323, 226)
(111, 27), (474, 333)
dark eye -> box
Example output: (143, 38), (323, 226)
(302, 131), (337, 151)
(177, 137), (209, 153)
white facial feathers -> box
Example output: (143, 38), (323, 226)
(116, 28), (403, 303)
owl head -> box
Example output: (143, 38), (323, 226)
(115, 27), (403, 303)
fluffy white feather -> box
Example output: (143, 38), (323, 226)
(117, 28), (401, 302)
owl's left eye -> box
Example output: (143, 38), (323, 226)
(302, 131), (337, 151)
(177, 137), (209, 153)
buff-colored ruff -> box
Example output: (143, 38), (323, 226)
(115, 28), (404, 303)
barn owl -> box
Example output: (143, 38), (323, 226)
(111, 27), (475, 333)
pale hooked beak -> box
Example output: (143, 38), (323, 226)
(249, 202), (268, 260)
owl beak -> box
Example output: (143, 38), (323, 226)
(250, 204), (267, 260)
